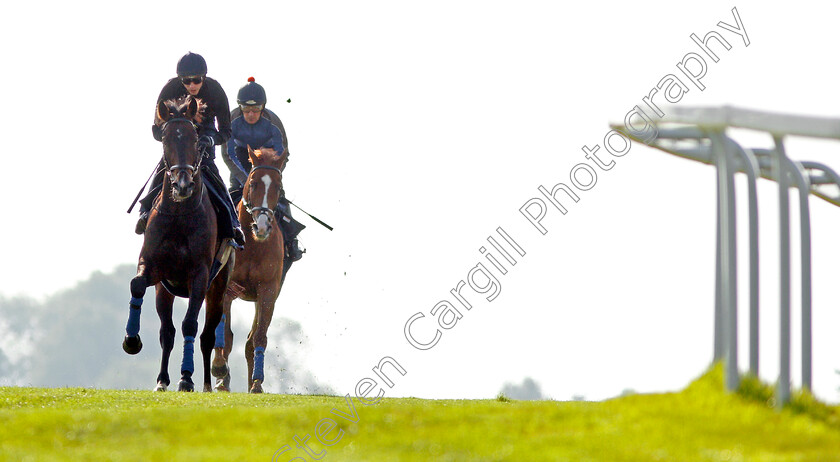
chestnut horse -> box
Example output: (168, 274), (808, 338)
(123, 96), (234, 392)
(211, 147), (288, 393)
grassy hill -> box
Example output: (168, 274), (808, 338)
(1, 365), (839, 461)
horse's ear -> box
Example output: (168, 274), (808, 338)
(157, 100), (170, 122)
(186, 97), (198, 121)
(247, 145), (257, 164)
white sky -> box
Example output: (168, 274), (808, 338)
(2, 0), (840, 402)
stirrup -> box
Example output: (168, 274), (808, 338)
(228, 238), (244, 251)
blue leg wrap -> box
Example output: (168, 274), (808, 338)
(253, 347), (266, 382)
(181, 336), (195, 374)
(214, 314), (226, 349)
(126, 306), (141, 337)
(130, 297), (144, 306)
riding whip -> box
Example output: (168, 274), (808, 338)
(288, 200), (333, 231)
(127, 163), (162, 213)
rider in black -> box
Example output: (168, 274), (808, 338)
(136, 52), (246, 248)
(223, 77), (305, 261)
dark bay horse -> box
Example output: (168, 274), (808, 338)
(211, 147), (288, 393)
(123, 96), (234, 392)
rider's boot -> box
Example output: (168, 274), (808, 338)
(135, 209), (149, 235)
(275, 198), (306, 262)
(287, 237), (305, 262)
(233, 226), (246, 249)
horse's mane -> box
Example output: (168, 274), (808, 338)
(155, 95), (207, 126)
(251, 148), (288, 169)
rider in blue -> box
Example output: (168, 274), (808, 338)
(223, 77), (305, 262)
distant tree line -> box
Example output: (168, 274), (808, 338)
(500, 377), (546, 400)
(0, 264), (331, 394)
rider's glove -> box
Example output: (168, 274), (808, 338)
(197, 134), (215, 149)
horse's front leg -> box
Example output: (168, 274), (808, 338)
(123, 264), (150, 354)
(178, 270), (210, 392)
(202, 268), (229, 392)
(154, 284), (176, 391)
(212, 292), (235, 392)
(249, 288), (279, 394)
(244, 315), (258, 392)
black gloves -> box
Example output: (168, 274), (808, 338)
(197, 134), (215, 149)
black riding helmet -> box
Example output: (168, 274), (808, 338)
(177, 52), (207, 77)
(237, 77), (267, 106)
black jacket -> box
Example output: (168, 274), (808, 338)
(151, 76), (232, 145)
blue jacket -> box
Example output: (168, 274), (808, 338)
(225, 111), (287, 186)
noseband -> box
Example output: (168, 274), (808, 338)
(244, 165), (283, 221)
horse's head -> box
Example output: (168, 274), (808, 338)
(244, 146), (288, 241)
(155, 96), (204, 202)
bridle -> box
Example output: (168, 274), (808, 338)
(161, 117), (202, 175)
(244, 165), (283, 225)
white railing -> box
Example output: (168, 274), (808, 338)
(610, 106), (840, 406)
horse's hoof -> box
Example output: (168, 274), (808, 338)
(178, 379), (195, 392)
(203, 384), (213, 392)
(215, 376), (230, 392)
(249, 380), (263, 394)
(154, 382), (167, 392)
(211, 362), (229, 379)
(215, 373), (231, 392)
(123, 335), (143, 355)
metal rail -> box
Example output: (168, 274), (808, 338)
(609, 106), (840, 405)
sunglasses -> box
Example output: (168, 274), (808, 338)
(181, 76), (204, 85)
(241, 105), (263, 114)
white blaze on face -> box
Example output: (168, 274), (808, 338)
(261, 174), (271, 208)
(254, 174), (273, 236)
(255, 213), (271, 235)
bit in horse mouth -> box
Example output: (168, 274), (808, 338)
(171, 187), (192, 202)
(251, 229), (270, 241)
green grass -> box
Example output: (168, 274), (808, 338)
(2, 365), (840, 461)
